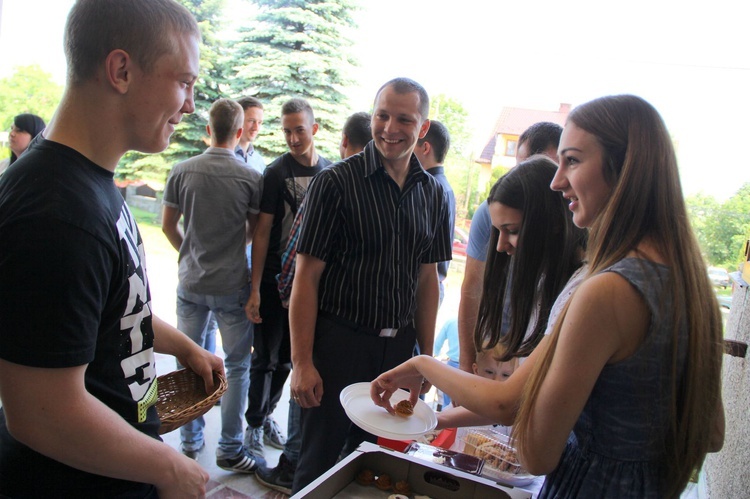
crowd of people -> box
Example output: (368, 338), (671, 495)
(0, 0), (727, 498)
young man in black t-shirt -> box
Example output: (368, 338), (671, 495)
(244, 98), (331, 472)
(0, 1), (223, 497)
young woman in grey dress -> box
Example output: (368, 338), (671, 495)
(372, 94), (725, 498)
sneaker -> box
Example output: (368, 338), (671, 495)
(246, 425), (265, 458)
(216, 448), (260, 474)
(263, 416), (287, 450)
(180, 442), (204, 460)
(255, 453), (296, 495)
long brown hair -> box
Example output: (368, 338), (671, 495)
(513, 95), (723, 498)
(475, 156), (585, 359)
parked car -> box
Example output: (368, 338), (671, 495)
(708, 267), (730, 289)
(716, 294), (732, 309)
(452, 227), (469, 257)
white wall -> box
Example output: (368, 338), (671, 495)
(703, 275), (750, 497)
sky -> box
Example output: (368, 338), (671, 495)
(1, 0), (748, 200)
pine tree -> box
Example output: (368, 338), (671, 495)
(230, 0), (359, 161)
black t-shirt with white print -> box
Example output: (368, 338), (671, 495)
(260, 152), (331, 281)
(0, 138), (159, 498)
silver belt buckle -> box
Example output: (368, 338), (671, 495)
(379, 328), (398, 338)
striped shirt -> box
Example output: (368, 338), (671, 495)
(297, 141), (452, 330)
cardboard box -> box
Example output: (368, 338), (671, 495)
(293, 441), (533, 499)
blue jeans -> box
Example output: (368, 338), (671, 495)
(176, 284), (253, 459)
(204, 313), (218, 354)
(284, 399), (301, 463)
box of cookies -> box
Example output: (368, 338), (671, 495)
(293, 441), (533, 499)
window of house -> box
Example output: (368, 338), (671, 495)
(505, 139), (517, 157)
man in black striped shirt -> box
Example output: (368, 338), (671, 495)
(288, 78), (452, 493)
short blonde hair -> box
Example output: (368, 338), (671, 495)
(209, 99), (244, 144)
(64, 0), (200, 85)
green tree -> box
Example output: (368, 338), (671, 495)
(430, 94), (474, 225)
(686, 184), (750, 269)
(716, 184), (750, 268)
(118, 0), (230, 182)
(686, 192), (722, 261)
(173, 0), (232, 159)
(429, 94), (472, 159)
(229, 0), (359, 160)
(447, 155), (478, 222)
(0, 64), (62, 139)
(428, 94), (480, 223)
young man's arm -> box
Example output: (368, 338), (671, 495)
(161, 205), (184, 252)
(414, 262), (439, 361)
(457, 201), (491, 373)
(457, 255), (485, 372)
(151, 314), (225, 390)
(246, 212), (274, 323)
(0, 359), (210, 499)
(289, 252), (326, 408)
(245, 212), (259, 245)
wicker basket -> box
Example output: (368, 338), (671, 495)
(156, 368), (227, 435)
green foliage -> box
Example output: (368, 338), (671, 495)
(0, 65), (62, 157)
(170, 0), (233, 159)
(686, 183), (750, 270)
(429, 94), (481, 224)
(229, 0), (359, 160)
(117, 153), (174, 187)
(429, 94), (472, 159)
(129, 206), (161, 227)
(463, 164), (510, 221)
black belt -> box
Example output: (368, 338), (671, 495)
(318, 311), (400, 338)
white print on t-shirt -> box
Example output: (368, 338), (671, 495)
(116, 204), (158, 422)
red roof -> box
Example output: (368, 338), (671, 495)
(114, 179), (147, 188)
(478, 104), (571, 163)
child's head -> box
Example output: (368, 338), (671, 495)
(473, 344), (518, 381)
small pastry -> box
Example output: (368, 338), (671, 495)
(355, 468), (375, 486)
(394, 399), (414, 417)
(393, 480), (411, 495)
(375, 473), (392, 490)
(388, 495), (409, 499)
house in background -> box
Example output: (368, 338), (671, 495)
(474, 103), (570, 191)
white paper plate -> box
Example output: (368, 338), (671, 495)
(340, 382), (437, 440)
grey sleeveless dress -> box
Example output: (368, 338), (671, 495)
(539, 258), (686, 498)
